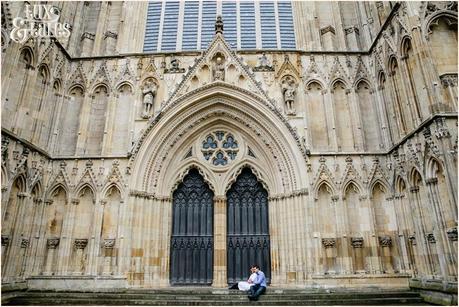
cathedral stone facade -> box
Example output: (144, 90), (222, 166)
(1, 0), (457, 296)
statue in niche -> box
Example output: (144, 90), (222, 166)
(142, 79), (157, 118)
(213, 56), (225, 81)
(281, 76), (297, 115)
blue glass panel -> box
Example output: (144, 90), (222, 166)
(143, 1), (162, 52)
(222, 1), (237, 48)
(161, 1), (180, 51)
(260, 1), (277, 48)
(240, 1), (256, 49)
(278, 1), (296, 49)
(182, 1), (199, 50)
(201, 1), (217, 49)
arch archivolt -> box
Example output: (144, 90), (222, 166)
(130, 86), (307, 197)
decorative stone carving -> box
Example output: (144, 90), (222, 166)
(426, 233), (436, 244)
(47, 238), (60, 249)
(322, 238), (336, 248)
(81, 32), (95, 41)
(212, 56), (225, 81)
(408, 235), (417, 245)
(320, 25), (335, 35)
(281, 75), (297, 115)
(351, 237), (364, 248)
(215, 15), (223, 34)
(102, 239), (116, 249)
(1, 235), (10, 247)
(164, 55), (185, 74)
(378, 236), (392, 247)
(201, 131), (238, 166)
(104, 31), (118, 39)
(440, 74), (457, 88)
(254, 53), (274, 72)
(142, 79), (157, 118)
(446, 227), (457, 241)
(74, 239), (88, 249)
(20, 238), (30, 248)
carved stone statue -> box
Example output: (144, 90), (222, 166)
(215, 15), (223, 34)
(213, 57), (225, 81)
(142, 80), (157, 118)
(254, 53), (274, 72)
(281, 77), (297, 115)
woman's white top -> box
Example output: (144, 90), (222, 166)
(237, 273), (257, 291)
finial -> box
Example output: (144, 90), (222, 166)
(215, 15), (223, 34)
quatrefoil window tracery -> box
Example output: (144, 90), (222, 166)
(202, 131), (239, 166)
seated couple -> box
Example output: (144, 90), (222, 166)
(232, 265), (267, 301)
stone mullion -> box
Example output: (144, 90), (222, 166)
(278, 197), (288, 283)
(425, 180), (449, 279)
(12, 67), (35, 133)
(31, 198), (49, 275)
(400, 57), (422, 126)
(324, 89), (339, 151)
(412, 188), (435, 276)
(393, 195), (410, 274)
(75, 93), (93, 155)
(349, 90), (365, 151)
(103, 93), (118, 155)
(285, 197), (296, 284)
(365, 196), (382, 274)
(92, 2), (110, 56)
(58, 198), (78, 275)
(143, 197), (154, 286)
(435, 129), (458, 212)
(339, 195), (352, 274)
(117, 195), (131, 277)
(100, 91), (112, 156)
(268, 197), (280, 285)
(405, 189), (425, 275)
(409, 25), (442, 111)
(23, 198), (43, 277)
(301, 194), (312, 279)
(312, 198), (322, 275)
(159, 198), (172, 287)
(376, 86), (395, 147)
(293, 195), (305, 283)
(89, 198), (104, 275)
(427, 180), (457, 279)
(48, 93), (66, 153)
(4, 192), (29, 281)
(1, 43), (21, 94)
(388, 73), (407, 137)
(212, 196), (227, 288)
(31, 80), (51, 144)
(134, 196), (146, 286)
(150, 198), (161, 287)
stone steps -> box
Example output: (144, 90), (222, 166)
(3, 288), (430, 305)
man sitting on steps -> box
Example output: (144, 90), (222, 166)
(248, 264), (267, 301)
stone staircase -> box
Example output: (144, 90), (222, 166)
(3, 287), (430, 305)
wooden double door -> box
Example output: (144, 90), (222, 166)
(170, 168), (270, 285)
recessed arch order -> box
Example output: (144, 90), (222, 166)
(129, 83), (308, 197)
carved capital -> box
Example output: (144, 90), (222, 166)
(74, 239), (88, 249)
(320, 25), (336, 35)
(71, 198), (80, 205)
(322, 238), (336, 248)
(409, 186), (419, 193)
(440, 73), (458, 88)
(447, 227), (457, 241)
(351, 237), (364, 248)
(44, 199), (53, 205)
(102, 239), (116, 249)
(408, 235), (416, 245)
(47, 238), (60, 249)
(378, 236), (392, 247)
(21, 238), (30, 248)
(1, 235), (10, 246)
(426, 178), (438, 185)
(426, 233), (436, 243)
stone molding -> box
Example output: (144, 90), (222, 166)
(74, 239), (89, 249)
(102, 239), (116, 249)
(47, 238), (60, 249)
(379, 236), (392, 247)
(446, 227), (457, 241)
(351, 237), (364, 248)
(322, 238), (336, 248)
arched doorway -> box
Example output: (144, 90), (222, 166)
(226, 168), (271, 284)
(170, 169), (214, 285)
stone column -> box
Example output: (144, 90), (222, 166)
(1, 235), (10, 270)
(212, 196), (227, 288)
(378, 236), (394, 273)
(322, 238), (336, 274)
(73, 239), (88, 275)
(351, 237), (365, 273)
(102, 239), (116, 275)
(43, 238), (60, 275)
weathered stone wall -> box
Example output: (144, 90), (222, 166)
(1, 1), (457, 290)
